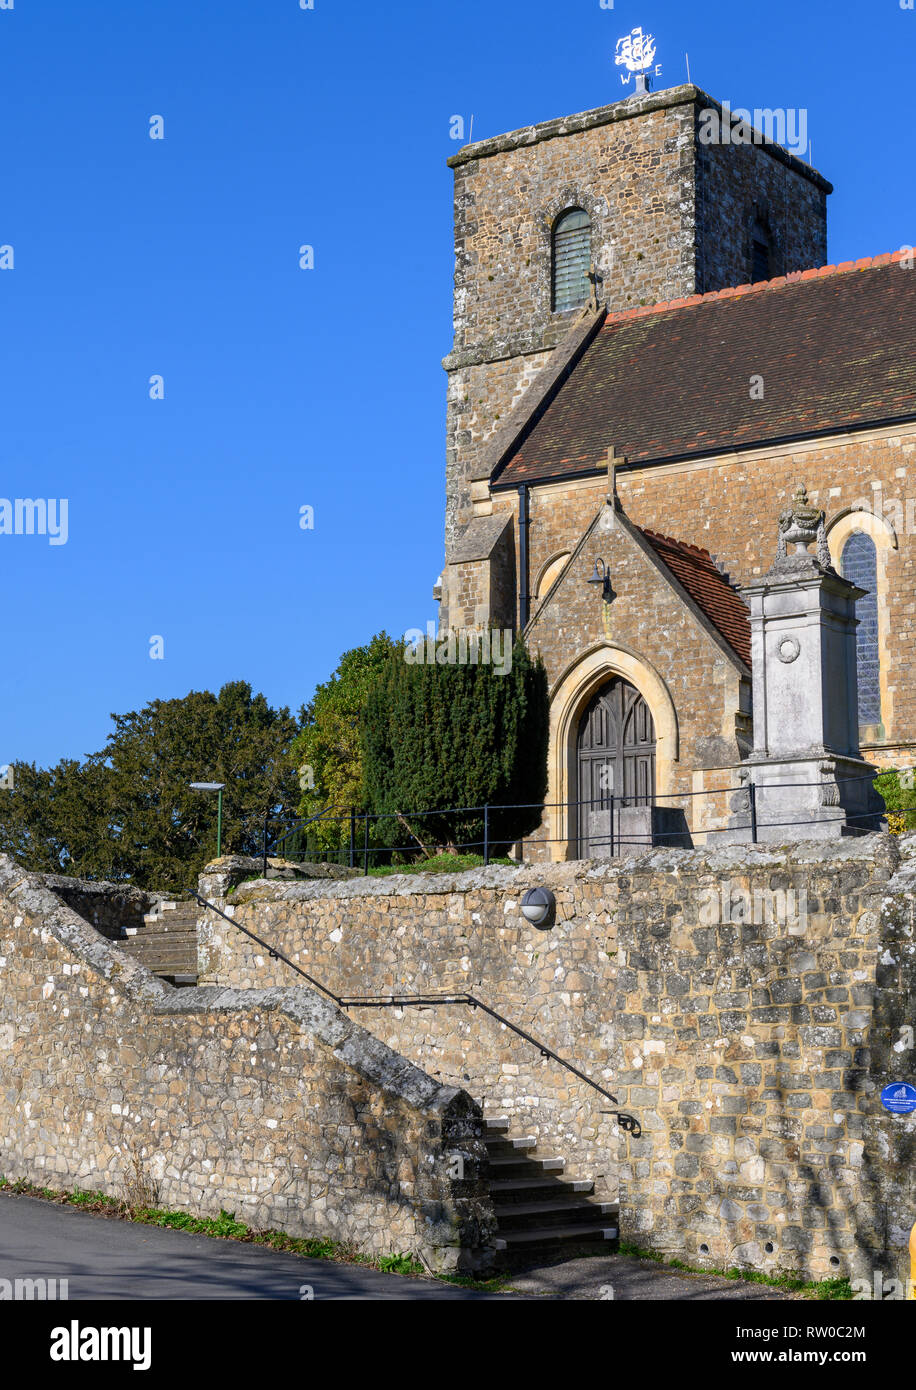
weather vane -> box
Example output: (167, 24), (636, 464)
(614, 26), (660, 95)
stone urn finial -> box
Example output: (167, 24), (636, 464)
(776, 484), (832, 567)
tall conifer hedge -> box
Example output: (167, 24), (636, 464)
(361, 637), (549, 854)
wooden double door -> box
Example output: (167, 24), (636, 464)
(576, 677), (655, 856)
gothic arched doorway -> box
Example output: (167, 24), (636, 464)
(576, 677), (656, 856)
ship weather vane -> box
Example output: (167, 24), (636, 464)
(614, 26), (661, 94)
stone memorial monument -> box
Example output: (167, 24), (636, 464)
(727, 486), (885, 842)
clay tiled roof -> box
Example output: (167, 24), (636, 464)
(639, 529), (751, 668)
(492, 252), (916, 487)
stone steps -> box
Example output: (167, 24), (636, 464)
(116, 900), (199, 985)
(483, 1116), (618, 1267)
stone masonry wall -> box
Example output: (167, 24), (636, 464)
(525, 505), (749, 783)
(455, 488), (749, 852)
(0, 856), (493, 1271)
(199, 859), (622, 1197)
(694, 114), (828, 294)
(41, 875), (158, 939)
(198, 837), (916, 1287)
(444, 94), (696, 558)
(864, 840), (916, 1282)
(613, 837), (907, 1285)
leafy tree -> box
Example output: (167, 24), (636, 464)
(0, 681), (300, 890)
(361, 637), (549, 854)
(287, 632), (402, 858)
(875, 768), (916, 834)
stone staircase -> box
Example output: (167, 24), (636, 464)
(117, 899), (199, 986)
(483, 1114), (618, 1266)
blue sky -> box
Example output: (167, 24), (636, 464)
(1, 0), (914, 768)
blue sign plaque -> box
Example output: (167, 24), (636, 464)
(881, 1082), (916, 1115)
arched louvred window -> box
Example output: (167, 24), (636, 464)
(841, 531), (880, 724)
(751, 218), (772, 283)
(552, 208), (592, 312)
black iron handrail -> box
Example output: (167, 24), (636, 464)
(269, 769), (887, 869)
(190, 890), (641, 1137)
(191, 889), (341, 1004)
(271, 805), (337, 861)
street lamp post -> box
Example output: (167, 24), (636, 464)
(189, 782), (225, 857)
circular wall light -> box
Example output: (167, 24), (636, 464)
(520, 886), (556, 928)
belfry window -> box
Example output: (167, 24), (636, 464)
(552, 208), (592, 312)
(751, 219), (771, 283)
(840, 531), (881, 725)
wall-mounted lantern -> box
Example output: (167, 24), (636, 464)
(520, 886), (556, 928)
(588, 558), (615, 602)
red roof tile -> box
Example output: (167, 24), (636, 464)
(639, 529), (751, 667)
(493, 251), (916, 487)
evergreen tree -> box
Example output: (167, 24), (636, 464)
(362, 637), (549, 853)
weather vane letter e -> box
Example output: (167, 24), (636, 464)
(614, 26), (661, 93)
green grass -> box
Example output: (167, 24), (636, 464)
(368, 853), (515, 877)
(237, 854), (517, 881)
(238, 853), (517, 880)
(618, 1240), (854, 1299)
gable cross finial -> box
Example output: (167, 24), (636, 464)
(606, 446), (624, 507)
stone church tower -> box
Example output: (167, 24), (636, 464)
(434, 80), (916, 857)
(441, 84), (831, 574)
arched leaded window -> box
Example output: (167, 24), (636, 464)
(841, 531), (880, 724)
(552, 208), (592, 312)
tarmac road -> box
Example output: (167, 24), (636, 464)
(0, 1192), (511, 1300)
(0, 1192), (801, 1301)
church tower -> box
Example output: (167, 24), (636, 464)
(441, 84), (831, 574)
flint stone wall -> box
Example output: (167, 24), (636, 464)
(198, 836), (916, 1286)
(614, 837), (910, 1286)
(40, 875), (159, 939)
(199, 860), (622, 1198)
(0, 856), (493, 1272)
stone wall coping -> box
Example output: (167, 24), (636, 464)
(446, 84), (833, 194)
(0, 854), (468, 1123)
(155, 986), (465, 1118)
(201, 854), (362, 886)
(449, 512), (514, 563)
(221, 834), (899, 907)
(39, 873), (160, 906)
(0, 856), (171, 1003)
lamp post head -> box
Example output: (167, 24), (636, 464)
(189, 782), (225, 791)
